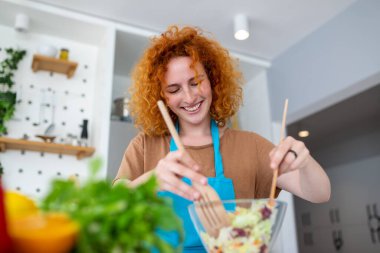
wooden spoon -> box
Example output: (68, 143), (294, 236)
(268, 99), (289, 207)
(157, 100), (230, 237)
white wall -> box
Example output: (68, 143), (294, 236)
(266, 1), (380, 252)
(271, 122), (299, 253)
(265, 2), (380, 251)
(0, 24), (101, 199)
(0, 0), (114, 199)
(107, 121), (138, 180)
(268, 0), (380, 124)
(107, 74), (138, 180)
(238, 70), (299, 253)
(239, 70), (273, 140)
(112, 74), (131, 101)
(1, 2), (301, 251)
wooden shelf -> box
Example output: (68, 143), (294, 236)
(31, 54), (78, 78)
(0, 137), (95, 160)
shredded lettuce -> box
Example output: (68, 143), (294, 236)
(202, 200), (276, 253)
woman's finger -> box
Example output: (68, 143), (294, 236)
(279, 140), (310, 174)
(270, 140), (292, 169)
(289, 148), (310, 171)
(167, 150), (201, 172)
(167, 161), (207, 185)
(159, 172), (200, 200)
(279, 151), (297, 173)
(160, 182), (194, 200)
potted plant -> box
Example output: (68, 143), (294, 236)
(0, 48), (27, 135)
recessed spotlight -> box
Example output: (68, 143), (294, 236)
(234, 14), (250, 40)
(15, 13), (30, 33)
(298, 130), (309, 138)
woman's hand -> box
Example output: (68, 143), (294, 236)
(269, 136), (310, 175)
(269, 136), (331, 203)
(155, 150), (208, 201)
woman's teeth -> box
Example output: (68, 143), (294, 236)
(184, 102), (201, 112)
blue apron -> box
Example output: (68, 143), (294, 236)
(157, 120), (236, 253)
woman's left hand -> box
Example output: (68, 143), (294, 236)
(269, 136), (310, 175)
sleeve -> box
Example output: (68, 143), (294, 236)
(112, 133), (145, 184)
(254, 134), (282, 198)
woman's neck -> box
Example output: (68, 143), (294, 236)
(178, 118), (227, 146)
(179, 118), (210, 136)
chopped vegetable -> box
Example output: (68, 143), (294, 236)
(202, 200), (276, 253)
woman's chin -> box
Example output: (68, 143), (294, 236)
(181, 113), (210, 126)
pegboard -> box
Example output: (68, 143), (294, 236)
(0, 25), (101, 200)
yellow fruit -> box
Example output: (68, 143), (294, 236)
(5, 191), (39, 220)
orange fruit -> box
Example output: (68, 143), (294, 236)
(8, 212), (78, 253)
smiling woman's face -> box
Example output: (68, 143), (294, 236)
(162, 56), (212, 127)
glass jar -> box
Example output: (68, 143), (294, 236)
(59, 48), (69, 60)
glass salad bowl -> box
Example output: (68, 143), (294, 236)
(188, 199), (287, 253)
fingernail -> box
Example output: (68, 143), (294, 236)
(194, 192), (200, 200)
(201, 178), (208, 185)
(270, 163), (276, 169)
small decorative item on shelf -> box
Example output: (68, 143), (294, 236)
(112, 97), (132, 122)
(36, 135), (56, 143)
(37, 44), (57, 58)
(80, 119), (88, 146)
(59, 48), (69, 60)
(65, 134), (79, 146)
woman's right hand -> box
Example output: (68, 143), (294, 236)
(155, 150), (208, 201)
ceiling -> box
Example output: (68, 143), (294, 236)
(29, 0), (358, 62)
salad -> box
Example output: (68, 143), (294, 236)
(201, 200), (276, 253)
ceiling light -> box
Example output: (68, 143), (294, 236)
(234, 14), (250, 40)
(14, 13), (30, 33)
(298, 130), (310, 138)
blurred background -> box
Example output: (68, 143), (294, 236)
(0, 0), (379, 252)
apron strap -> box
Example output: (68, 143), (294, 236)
(169, 121), (179, 152)
(170, 120), (225, 178)
(211, 120), (224, 178)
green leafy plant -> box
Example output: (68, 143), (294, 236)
(40, 158), (184, 253)
(0, 48), (27, 135)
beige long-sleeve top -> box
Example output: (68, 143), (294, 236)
(114, 128), (280, 199)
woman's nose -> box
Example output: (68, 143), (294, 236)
(183, 88), (196, 103)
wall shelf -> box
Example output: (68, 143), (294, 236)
(31, 54), (78, 78)
(0, 137), (95, 160)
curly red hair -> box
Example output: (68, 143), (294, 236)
(129, 25), (243, 136)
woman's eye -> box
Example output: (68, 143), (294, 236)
(167, 87), (180, 94)
(191, 80), (202, 87)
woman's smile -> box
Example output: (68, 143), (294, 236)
(182, 101), (203, 113)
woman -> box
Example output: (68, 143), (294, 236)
(114, 25), (331, 252)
